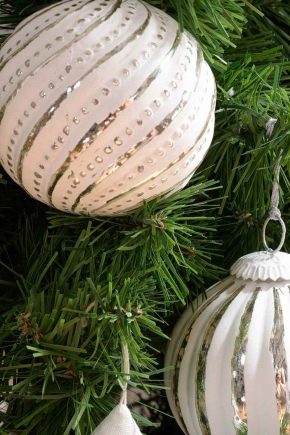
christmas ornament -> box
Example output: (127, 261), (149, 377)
(0, 0), (216, 217)
(165, 157), (290, 434)
(92, 343), (142, 434)
(165, 250), (290, 435)
(92, 401), (142, 435)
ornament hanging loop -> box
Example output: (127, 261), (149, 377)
(262, 214), (286, 253)
(120, 342), (130, 406)
(263, 152), (286, 253)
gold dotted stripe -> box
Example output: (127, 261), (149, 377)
(0, 0), (123, 123)
(16, 5), (151, 186)
(0, 0), (96, 73)
(1, 0), (75, 48)
(47, 29), (181, 205)
(75, 48), (208, 214)
(71, 89), (192, 212)
(96, 109), (215, 215)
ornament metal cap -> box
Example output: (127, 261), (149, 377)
(230, 250), (290, 282)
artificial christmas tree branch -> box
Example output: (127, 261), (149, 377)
(0, 178), (221, 433)
(0, 0), (289, 434)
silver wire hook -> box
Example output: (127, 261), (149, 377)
(262, 152), (286, 252)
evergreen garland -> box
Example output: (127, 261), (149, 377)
(0, 0), (289, 433)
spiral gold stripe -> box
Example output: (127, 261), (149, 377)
(71, 45), (206, 213)
(196, 285), (245, 434)
(2, 0), (74, 44)
(95, 98), (215, 214)
(16, 8), (151, 185)
(86, 88), (215, 214)
(0, 0), (123, 124)
(47, 29), (182, 204)
(107, 162), (207, 216)
(0, 0), (96, 72)
(93, 123), (213, 214)
(71, 89), (192, 212)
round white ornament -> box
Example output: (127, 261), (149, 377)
(92, 403), (142, 435)
(0, 0), (216, 216)
(165, 250), (290, 435)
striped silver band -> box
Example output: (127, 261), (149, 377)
(195, 284), (246, 434)
(71, 46), (206, 213)
(0, 0), (95, 72)
(47, 29), (182, 204)
(16, 5), (151, 185)
(231, 287), (260, 430)
(71, 89), (192, 212)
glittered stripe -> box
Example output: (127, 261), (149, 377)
(6, 0), (74, 36)
(196, 285), (246, 434)
(16, 7), (151, 185)
(0, 0), (95, 72)
(71, 89), (192, 212)
(73, 46), (208, 213)
(47, 29), (181, 204)
(104, 102), (214, 212)
(91, 86), (215, 214)
(1, 0), (74, 47)
(270, 288), (288, 420)
(95, 119), (213, 214)
(231, 287), (260, 432)
(0, 0), (123, 125)
(173, 278), (236, 434)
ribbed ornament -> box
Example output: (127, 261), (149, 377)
(0, 0), (216, 216)
(165, 250), (290, 435)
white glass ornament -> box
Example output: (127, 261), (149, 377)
(0, 0), (216, 216)
(165, 250), (290, 435)
(92, 403), (142, 435)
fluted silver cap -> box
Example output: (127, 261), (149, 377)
(230, 251), (290, 282)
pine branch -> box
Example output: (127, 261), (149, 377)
(255, 0), (290, 53)
(203, 56), (290, 211)
(146, 0), (248, 71)
(0, 225), (166, 433)
(0, 1), (289, 434)
(48, 176), (223, 304)
(0, 175), (222, 433)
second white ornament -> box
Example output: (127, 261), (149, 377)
(165, 250), (290, 435)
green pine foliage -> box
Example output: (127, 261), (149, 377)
(0, 0), (289, 433)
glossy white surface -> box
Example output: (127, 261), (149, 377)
(165, 251), (290, 435)
(0, 0), (216, 216)
(92, 404), (142, 434)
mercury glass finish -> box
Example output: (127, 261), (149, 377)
(165, 250), (290, 435)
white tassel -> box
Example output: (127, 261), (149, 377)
(92, 402), (142, 435)
(92, 343), (142, 435)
